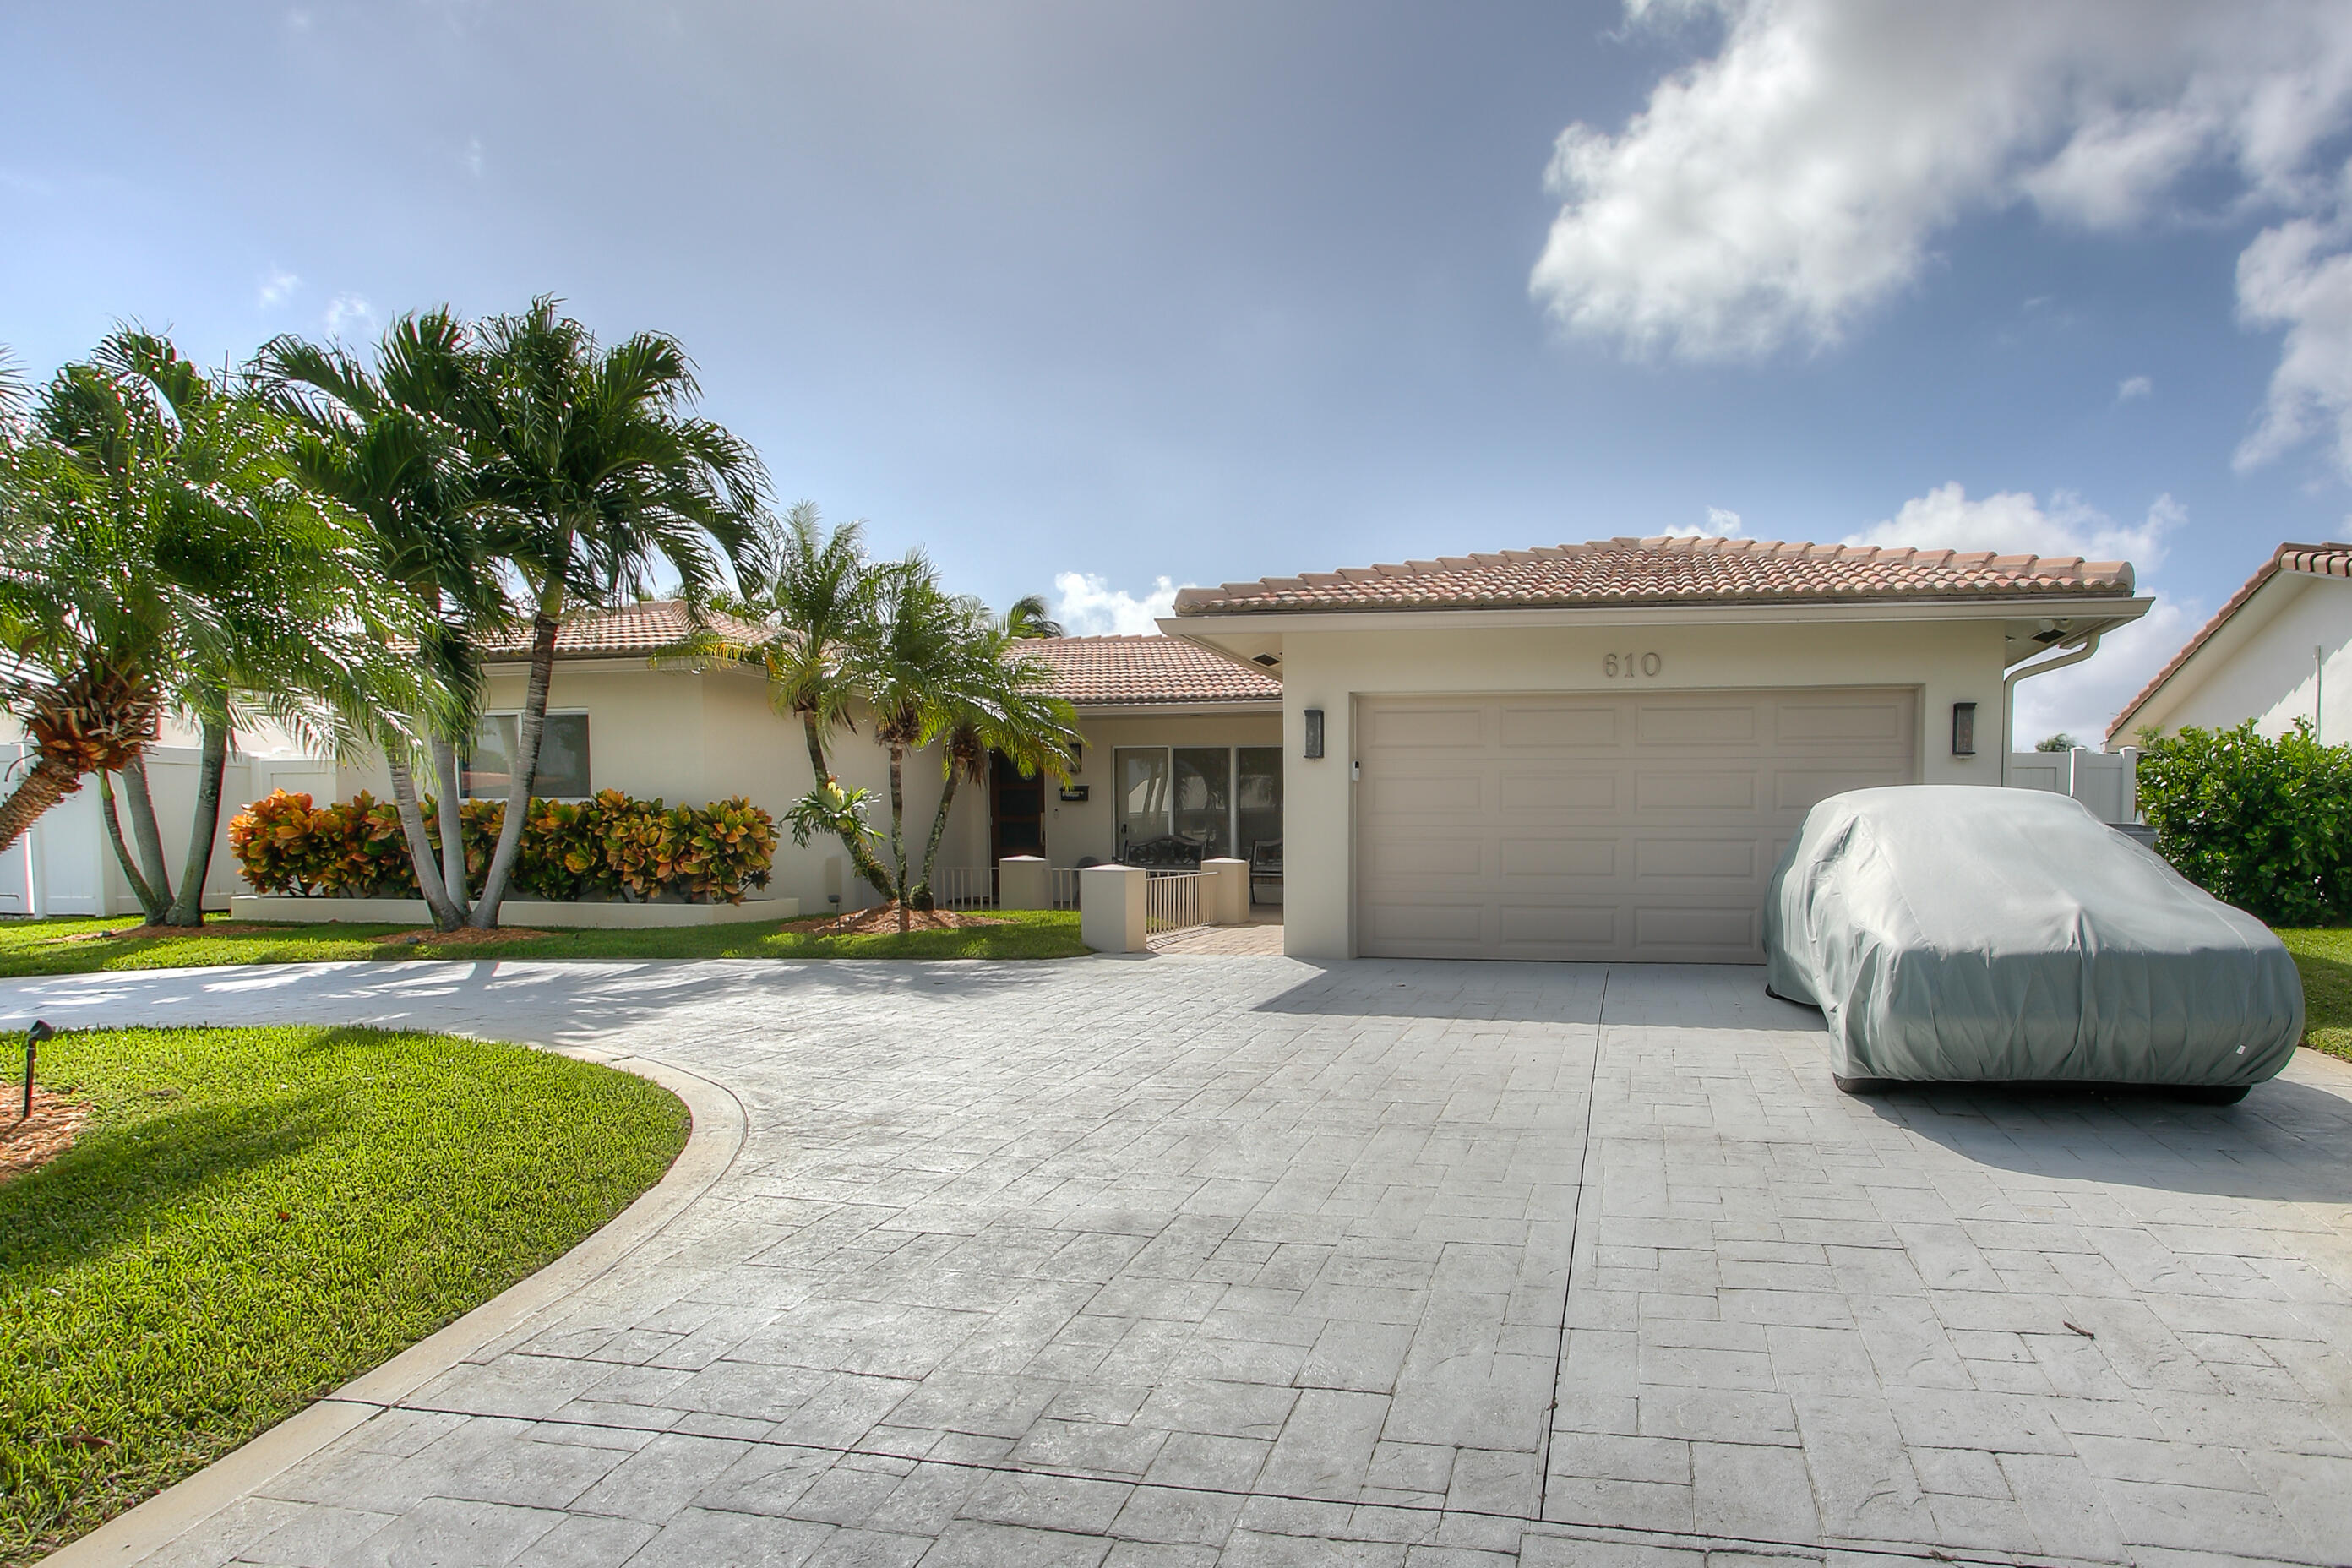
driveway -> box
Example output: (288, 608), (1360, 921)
(14, 955), (2352, 1567)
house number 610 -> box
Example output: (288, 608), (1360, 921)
(1603, 651), (1663, 678)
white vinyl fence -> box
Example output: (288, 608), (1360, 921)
(1050, 868), (1081, 909)
(2007, 747), (2138, 825)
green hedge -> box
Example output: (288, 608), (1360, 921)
(2136, 720), (2352, 924)
(228, 788), (777, 904)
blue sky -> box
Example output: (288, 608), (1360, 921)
(8, 1), (2352, 744)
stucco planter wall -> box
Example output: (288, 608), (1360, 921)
(229, 894), (799, 928)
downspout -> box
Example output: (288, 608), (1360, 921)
(2001, 629), (2104, 787)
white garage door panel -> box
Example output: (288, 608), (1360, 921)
(1357, 688), (1919, 963)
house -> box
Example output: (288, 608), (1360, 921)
(9, 535), (2156, 958)
(317, 606), (1283, 918)
(1165, 535), (2148, 963)
(2107, 541), (2352, 746)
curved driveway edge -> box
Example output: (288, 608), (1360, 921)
(40, 1037), (747, 1568)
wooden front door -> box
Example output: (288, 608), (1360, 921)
(991, 752), (1046, 861)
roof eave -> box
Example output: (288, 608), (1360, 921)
(1168, 594), (2150, 636)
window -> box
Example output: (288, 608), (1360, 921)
(462, 712), (591, 799)
(1112, 744), (1282, 861)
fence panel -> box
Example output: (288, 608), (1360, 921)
(1051, 868), (1081, 909)
(1145, 870), (1205, 939)
(932, 866), (996, 909)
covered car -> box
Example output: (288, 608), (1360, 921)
(1765, 786), (2301, 1100)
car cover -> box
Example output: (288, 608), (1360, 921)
(1765, 786), (2303, 1086)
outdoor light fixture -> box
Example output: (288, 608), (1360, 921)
(1304, 708), (1325, 759)
(1952, 701), (1978, 757)
(22, 1018), (52, 1121)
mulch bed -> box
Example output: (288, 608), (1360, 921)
(781, 904), (1010, 936)
(2, 1087), (90, 1183)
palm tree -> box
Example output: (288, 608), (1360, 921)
(258, 311), (508, 930)
(1002, 593), (1064, 640)
(459, 299), (765, 928)
(912, 619), (1078, 908)
(0, 333), (433, 922)
(836, 553), (995, 929)
(694, 502), (897, 900)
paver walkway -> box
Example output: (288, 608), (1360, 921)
(13, 956), (2352, 1567)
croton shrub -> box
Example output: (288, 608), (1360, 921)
(230, 788), (778, 904)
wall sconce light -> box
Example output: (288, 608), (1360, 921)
(1304, 708), (1325, 759)
(1067, 742), (1084, 775)
(1952, 701), (1978, 757)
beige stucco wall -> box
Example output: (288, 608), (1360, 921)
(2128, 574), (2352, 744)
(337, 659), (988, 914)
(1272, 617), (2010, 960)
(1045, 710), (1284, 867)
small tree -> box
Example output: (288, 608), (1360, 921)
(2034, 732), (2077, 753)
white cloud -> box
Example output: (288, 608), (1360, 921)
(1529, 2), (2352, 409)
(1052, 572), (1183, 636)
(1664, 505), (1748, 539)
(2012, 597), (2197, 748)
(464, 137), (486, 178)
(2235, 213), (2352, 476)
(2117, 374), (2154, 401)
(1844, 482), (2182, 570)
(258, 268), (301, 308)
(324, 293), (375, 339)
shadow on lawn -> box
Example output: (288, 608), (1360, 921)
(0, 1093), (334, 1273)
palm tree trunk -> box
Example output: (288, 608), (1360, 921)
(471, 607), (559, 928)
(431, 738), (470, 914)
(119, 754), (176, 916)
(161, 714), (229, 927)
(914, 767), (962, 912)
(97, 771), (166, 920)
(0, 755), (83, 856)
(887, 742), (910, 931)
(802, 713), (894, 900)
(386, 746), (463, 930)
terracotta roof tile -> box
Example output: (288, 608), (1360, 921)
(2106, 542), (2352, 742)
(479, 600), (775, 659)
(1173, 536), (2137, 616)
(1021, 635), (1281, 706)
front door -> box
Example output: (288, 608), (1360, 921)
(991, 752), (1046, 861)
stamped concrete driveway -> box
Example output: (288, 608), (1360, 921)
(15, 955), (2352, 1568)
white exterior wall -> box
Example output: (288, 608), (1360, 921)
(1273, 617), (2008, 960)
(2127, 574), (2352, 743)
(336, 659), (988, 917)
(1046, 711), (1284, 868)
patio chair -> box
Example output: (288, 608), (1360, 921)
(1250, 837), (1282, 906)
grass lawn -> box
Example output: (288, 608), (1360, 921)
(0, 1024), (688, 1565)
(0, 907), (1088, 977)
(2278, 928), (2352, 1062)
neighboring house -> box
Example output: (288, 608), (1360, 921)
(1167, 535), (2147, 963)
(2106, 541), (2352, 747)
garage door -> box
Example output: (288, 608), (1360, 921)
(1355, 688), (1919, 963)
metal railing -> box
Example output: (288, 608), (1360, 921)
(1144, 869), (1206, 939)
(1050, 867), (1081, 909)
(931, 866), (995, 909)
